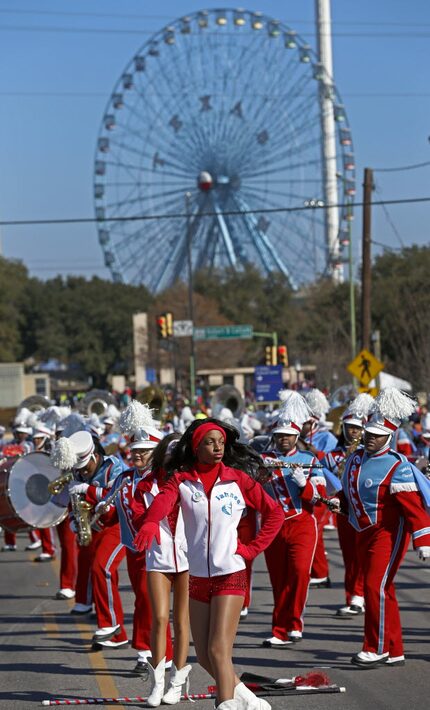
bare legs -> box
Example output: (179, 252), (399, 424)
(148, 570), (189, 667)
(190, 595), (243, 704)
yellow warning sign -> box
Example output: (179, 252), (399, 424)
(347, 349), (384, 386)
(358, 386), (379, 398)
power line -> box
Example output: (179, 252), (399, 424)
(1, 23), (430, 38)
(373, 160), (430, 172)
(1, 196), (429, 228)
(1, 91), (430, 99)
(0, 8), (429, 28)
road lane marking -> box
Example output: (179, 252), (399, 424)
(40, 546), (126, 708)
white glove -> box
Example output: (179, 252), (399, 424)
(95, 501), (112, 515)
(69, 482), (89, 495)
(416, 546), (430, 562)
(327, 497), (341, 513)
(290, 465), (307, 488)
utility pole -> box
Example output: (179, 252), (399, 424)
(185, 192), (196, 404)
(361, 168), (373, 351)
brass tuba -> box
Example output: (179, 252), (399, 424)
(80, 389), (117, 417)
(136, 385), (166, 419)
(211, 385), (244, 419)
(17, 395), (51, 414)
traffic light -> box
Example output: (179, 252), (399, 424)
(165, 312), (173, 337)
(156, 314), (168, 339)
(278, 345), (288, 367)
(265, 345), (278, 365)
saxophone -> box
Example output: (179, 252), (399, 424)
(336, 436), (362, 479)
(70, 491), (93, 547)
(48, 471), (74, 495)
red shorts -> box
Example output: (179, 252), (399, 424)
(189, 570), (247, 604)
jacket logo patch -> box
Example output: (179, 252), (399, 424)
(222, 502), (233, 516)
(192, 491), (204, 502)
(365, 478), (373, 488)
(401, 470), (413, 479)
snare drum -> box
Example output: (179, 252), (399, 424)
(0, 452), (67, 532)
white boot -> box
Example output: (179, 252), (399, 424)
(146, 657), (166, 707)
(162, 662), (192, 704)
(216, 702), (239, 710)
(234, 682), (271, 710)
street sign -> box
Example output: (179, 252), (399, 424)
(347, 348), (384, 386)
(173, 319), (193, 337)
(193, 324), (253, 341)
(254, 365), (283, 402)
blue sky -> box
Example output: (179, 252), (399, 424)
(0, 0), (429, 283)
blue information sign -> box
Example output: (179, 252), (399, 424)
(254, 365), (283, 402)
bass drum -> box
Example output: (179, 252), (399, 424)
(0, 452), (67, 532)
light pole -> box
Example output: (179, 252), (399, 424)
(336, 173), (357, 362)
(185, 192), (196, 404)
(346, 197), (357, 360)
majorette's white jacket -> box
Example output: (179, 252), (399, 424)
(134, 463), (284, 578)
(133, 471), (188, 573)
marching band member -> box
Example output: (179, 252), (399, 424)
(261, 391), (329, 647)
(134, 418), (283, 710)
(323, 393), (373, 616)
(335, 388), (430, 668)
(91, 400), (173, 675)
(301, 389), (337, 588)
(51, 430), (128, 647)
(132, 432), (189, 706)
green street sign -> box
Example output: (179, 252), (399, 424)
(193, 324), (254, 341)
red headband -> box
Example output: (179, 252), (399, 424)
(191, 423), (226, 453)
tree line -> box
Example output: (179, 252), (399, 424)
(1, 244), (429, 391)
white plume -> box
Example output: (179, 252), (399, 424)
(277, 390), (312, 427)
(119, 400), (157, 435)
(304, 389), (330, 418)
(40, 406), (71, 427)
(105, 404), (121, 422)
(278, 389), (295, 403)
(370, 387), (416, 422)
(61, 413), (86, 438)
(86, 413), (103, 434)
(27, 412), (42, 429)
(347, 393), (374, 420)
(50, 437), (77, 470)
(14, 407), (32, 426)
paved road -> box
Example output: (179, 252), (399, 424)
(1, 529), (429, 709)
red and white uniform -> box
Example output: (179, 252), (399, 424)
(263, 448), (327, 639)
(74, 456), (127, 642)
(135, 463), (283, 579)
(93, 467), (173, 657)
(341, 445), (430, 657)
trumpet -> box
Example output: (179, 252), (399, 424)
(48, 471), (74, 495)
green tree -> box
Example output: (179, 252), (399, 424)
(372, 245), (430, 390)
(0, 257), (29, 360)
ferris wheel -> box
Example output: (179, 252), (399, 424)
(93, 8), (355, 292)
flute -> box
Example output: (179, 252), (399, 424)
(90, 476), (131, 527)
(263, 458), (323, 469)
